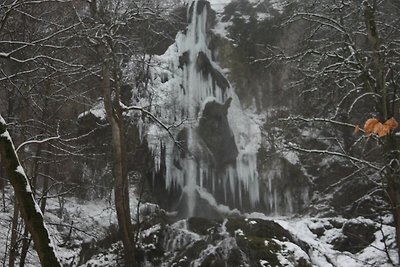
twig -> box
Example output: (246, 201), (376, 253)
(286, 142), (381, 171)
(122, 104), (184, 149)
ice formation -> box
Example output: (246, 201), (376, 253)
(146, 0), (263, 216)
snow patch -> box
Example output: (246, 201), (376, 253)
(16, 165), (27, 177)
(0, 115), (6, 125)
(78, 101), (106, 121)
(208, 0), (232, 12)
(234, 228), (244, 236)
(282, 150), (299, 165)
(0, 131), (12, 142)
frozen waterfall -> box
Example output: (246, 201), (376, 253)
(146, 0), (270, 217)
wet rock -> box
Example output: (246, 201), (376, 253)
(258, 155), (311, 214)
(332, 219), (378, 253)
(78, 225), (120, 265)
(226, 218), (294, 242)
(188, 0), (216, 27)
(196, 51), (230, 91)
(346, 193), (390, 219)
(138, 216), (313, 267)
(329, 219), (344, 229)
(198, 98), (237, 169)
(179, 51), (190, 69)
(331, 178), (376, 214)
(309, 225), (325, 238)
(187, 217), (219, 235)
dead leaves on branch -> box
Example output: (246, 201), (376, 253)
(360, 117), (398, 137)
(363, 118), (379, 135)
(384, 117), (399, 130)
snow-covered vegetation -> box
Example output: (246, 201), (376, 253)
(1, 0), (400, 266)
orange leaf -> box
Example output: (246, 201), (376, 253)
(383, 117), (398, 130)
(373, 122), (390, 137)
(364, 118), (379, 135)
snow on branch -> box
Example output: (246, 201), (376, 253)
(286, 142), (381, 171)
(16, 135), (60, 152)
(280, 116), (360, 131)
(0, 114), (61, 267)
(122, 104), (184, 149)
(291, 12), (346, 34)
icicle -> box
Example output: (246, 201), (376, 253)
(146, 0), (266, 216)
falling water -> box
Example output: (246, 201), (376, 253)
(146, 0), (269, 216)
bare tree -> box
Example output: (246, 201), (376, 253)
(0, 115), (61, 267)
(72, 0), (182, 265)
(266, 0), (400, 259)
(1, 0), (183, 265)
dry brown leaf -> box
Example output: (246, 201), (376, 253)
(383, 117), (398, 130)
(373, 122), (390, 137)
(354, 125), (360, 134)
(364, 118), (379, 135)
(373, 122), (383, 134)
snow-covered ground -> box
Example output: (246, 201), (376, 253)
(1, 186), (397, 266)
(0, 186), (139, 267)
(248, 213), (399, 267)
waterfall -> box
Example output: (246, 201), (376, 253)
(147, 0), (264, 217)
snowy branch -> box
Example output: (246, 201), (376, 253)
(0, 114), (61, 266)
(122, 104), (183, 149)
(16, 135), (60, 153)
(280, 116), (361, 131)
(286, 142), (381, 171)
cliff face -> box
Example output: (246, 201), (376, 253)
(141, 0), (313, 217)
(208, 0), (388, 219)
(208, 0), (313, 215)
(142, 0), (386, 219)
(74, 0), (385, 220)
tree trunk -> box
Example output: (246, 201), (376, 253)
(98, 43), (136, 266)
(8, 200), (19, 267)
(40, 162), (50, 213)
(0, 115), (61, 267)
(18, 228), (31, 267)
(364, 0), (388, 119)
(364, 2), (400, 259)
(20, 138), (44, 267)
(384, 136), (400, 260)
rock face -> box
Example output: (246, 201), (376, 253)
(332, 219), (378, 254)
(105, 0), (393, 222)
(74, 0), (388, 221)
(198, 98), (237, 169)
(196, 51), (230, 92)
(140, 217), (312, 267)
(257, 156), (311, 215)
(203, 0), (390, 218)
(145, 0), (269, 217)
(54, 199), (396, 267)
(144, 0), (315, 217)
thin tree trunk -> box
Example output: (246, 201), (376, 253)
(8, 200), (19, 267)
(385, 136), (400, 260)
(364, 2), (400, 259)
(364, 1), (387, 119)
(89, 3), (135, 265)
(18, 228), (30, 267)
(40, 162), (50, 214)
(0, 115), (61, 267)
(20, 157), (50, 267)
(19, 137), (44, 267)
(97, 43), (136, 266)
(1, 166), (6, 211)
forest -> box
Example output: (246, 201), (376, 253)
(1, 0), (400, 266)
